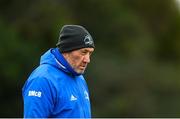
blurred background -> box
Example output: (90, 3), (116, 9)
(1, 0), (180, 117)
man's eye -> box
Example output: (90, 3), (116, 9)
(82, 52), (87, 54)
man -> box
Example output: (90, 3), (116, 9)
(22, 25), (95, 118)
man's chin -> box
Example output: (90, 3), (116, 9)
(76, 69), (85, 74)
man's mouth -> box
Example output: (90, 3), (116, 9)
(80, 65), (86, 70)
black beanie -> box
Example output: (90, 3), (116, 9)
(56, 25), (95, 53)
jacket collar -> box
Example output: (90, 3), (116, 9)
(40, 48), (81, 76)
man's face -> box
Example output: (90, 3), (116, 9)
(63, 48), (94, 74)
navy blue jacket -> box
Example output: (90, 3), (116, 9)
(22, 48), (91, 118)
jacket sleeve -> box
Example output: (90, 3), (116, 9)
(22, 77), (55, 118)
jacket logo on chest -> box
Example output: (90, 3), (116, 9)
(70, 94), (77, 101)
(84, 91), (89, 100)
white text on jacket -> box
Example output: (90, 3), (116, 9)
(28, 90), (42, 97)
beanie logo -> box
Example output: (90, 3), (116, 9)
(84, 35), (93, 45)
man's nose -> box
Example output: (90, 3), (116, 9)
(83, 54), (90, 63)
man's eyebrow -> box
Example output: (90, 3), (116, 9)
(81, 49), (88, 52)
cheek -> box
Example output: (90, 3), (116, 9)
(71, 55), (83, 65)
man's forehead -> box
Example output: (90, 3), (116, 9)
(67, 48), (94, 54)
(80, 48), (94, 52)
